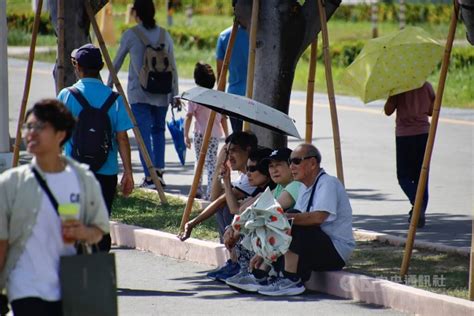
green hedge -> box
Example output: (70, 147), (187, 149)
(7, 13), (54, 35)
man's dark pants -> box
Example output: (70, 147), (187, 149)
(93, 173), (118, 252)
(289, 226), (345, 281)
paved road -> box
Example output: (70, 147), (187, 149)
(114, 247), (408, 316)
(6, 58), (473, 248)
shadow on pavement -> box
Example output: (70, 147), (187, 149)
(353, 213), (471, 248)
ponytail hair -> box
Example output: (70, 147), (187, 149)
(133, 0), (156, 29)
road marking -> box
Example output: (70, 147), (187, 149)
(290, 99), (474, 126)
(10, 66), (474, 127)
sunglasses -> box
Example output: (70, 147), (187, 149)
(288, 156), (317, 165)
(246, 165), (259, 173)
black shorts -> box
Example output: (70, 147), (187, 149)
(289, 225), (345, 281)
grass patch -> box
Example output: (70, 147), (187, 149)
(348, 240), (470, 299)
(112, 188), (220, 242)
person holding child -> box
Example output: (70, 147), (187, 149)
(184, 62), (229, 200)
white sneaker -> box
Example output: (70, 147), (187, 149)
(226, 271), (268, 293)
(258, 276), (305, 296)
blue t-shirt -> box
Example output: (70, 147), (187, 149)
(215, 25), (249, 96)
(58, 78), (133, 175)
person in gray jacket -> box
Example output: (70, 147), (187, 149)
(108, 0), (180, 188)
(0, 99), (109, 316)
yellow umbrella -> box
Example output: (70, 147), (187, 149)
(342, 26), (443, 103)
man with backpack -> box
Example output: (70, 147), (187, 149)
(58, 43), (134, 252)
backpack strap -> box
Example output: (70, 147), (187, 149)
(100, 91), (119, 114)
(68, 87), (92, 110)
(157, 26), (167, 47)
(132, 26), (151, 46)
(32, 167), (59, 216)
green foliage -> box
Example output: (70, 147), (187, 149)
(333, 3), (454, 24)
(6, 12), (54, 35)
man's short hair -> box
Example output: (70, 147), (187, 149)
(299, 143), (322, 164)
(225, 131), (258, 152)
(25, 99), (76, 146)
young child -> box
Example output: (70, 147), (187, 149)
(184, 62), (229, 199)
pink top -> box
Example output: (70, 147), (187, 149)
(389, 82), (435, 137)
(187, 101), (223, 138)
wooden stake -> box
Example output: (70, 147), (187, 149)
(179, 21), (239, 232)
(305, 37), (318, 144)
(56, 0), (65, 93)
(317, 0), (345, 186)
(84, 0), (167, 203)
(400, 1), (459, 278)
(242, 0), (259, 132)
(12, 0), (43, 167)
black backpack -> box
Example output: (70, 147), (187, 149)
(68, 87), (119, 172)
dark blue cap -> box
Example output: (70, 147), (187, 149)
(71, 44), (104, 69)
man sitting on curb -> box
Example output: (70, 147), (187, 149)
(178, 131), (258, 280)
(257, 144), (355, 296)
(58, 44), (134, 252)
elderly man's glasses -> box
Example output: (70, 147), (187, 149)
(22, 122), (47, 133)
(288, 156), (317, 165)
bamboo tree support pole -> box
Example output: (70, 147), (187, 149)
(56, 0), (65, 93)
(400, 1), (459, 278)
(84, 0), (167, 203)
(317, 0), (345, 186)
(242, 0), (259, 132)
(179, 21), (239, 232)
(12, 0), (43, 167)
(305, 37), (318, 144)
(470, 215), (474, 300)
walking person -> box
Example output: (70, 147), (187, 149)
(58, 43), (134, 252)
(184, 62), (229, 200)
(215, 0), (251, 132)
(109, 0), (181, 188)
(0, 99), (110, 316)
(384, 82), (435, 228)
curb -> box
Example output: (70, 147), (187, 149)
(110, 221), (474, 315)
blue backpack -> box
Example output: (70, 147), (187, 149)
(68, 87), (119, 172)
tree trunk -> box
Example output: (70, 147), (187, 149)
(49, 0), (108, 90)
(244, 0), (341, 148)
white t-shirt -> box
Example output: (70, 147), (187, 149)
(294, 169), (355, 263)
(231, 172), (256, 197)
(7, 165), (81, 301)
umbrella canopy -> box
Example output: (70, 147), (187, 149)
(166, 108), (186, 165)
(341, 26), (444, 103)
(232, 188), (292, 264)
(179, 87), (301, 139)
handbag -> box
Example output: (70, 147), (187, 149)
(32, 167), (118, 316)
(60, 245), (118, 316)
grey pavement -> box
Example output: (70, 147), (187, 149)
(113, 247), (408, 316)
(6, 57), (473, 248)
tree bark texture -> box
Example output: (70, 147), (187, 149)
(241, 0), (341, 148)
(49, 0), (108, 90)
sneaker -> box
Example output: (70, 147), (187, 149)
(139, 178), (155, 189)
(207, 260), (240, 281)
(226, 271), (268, 293)
(258, 276), (305, 296)
(408, 210), (426, 228)
(155, 169), (166, 187)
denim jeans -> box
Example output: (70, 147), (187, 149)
(396, 133), (429, 214)
(131, 103), (168, 175)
